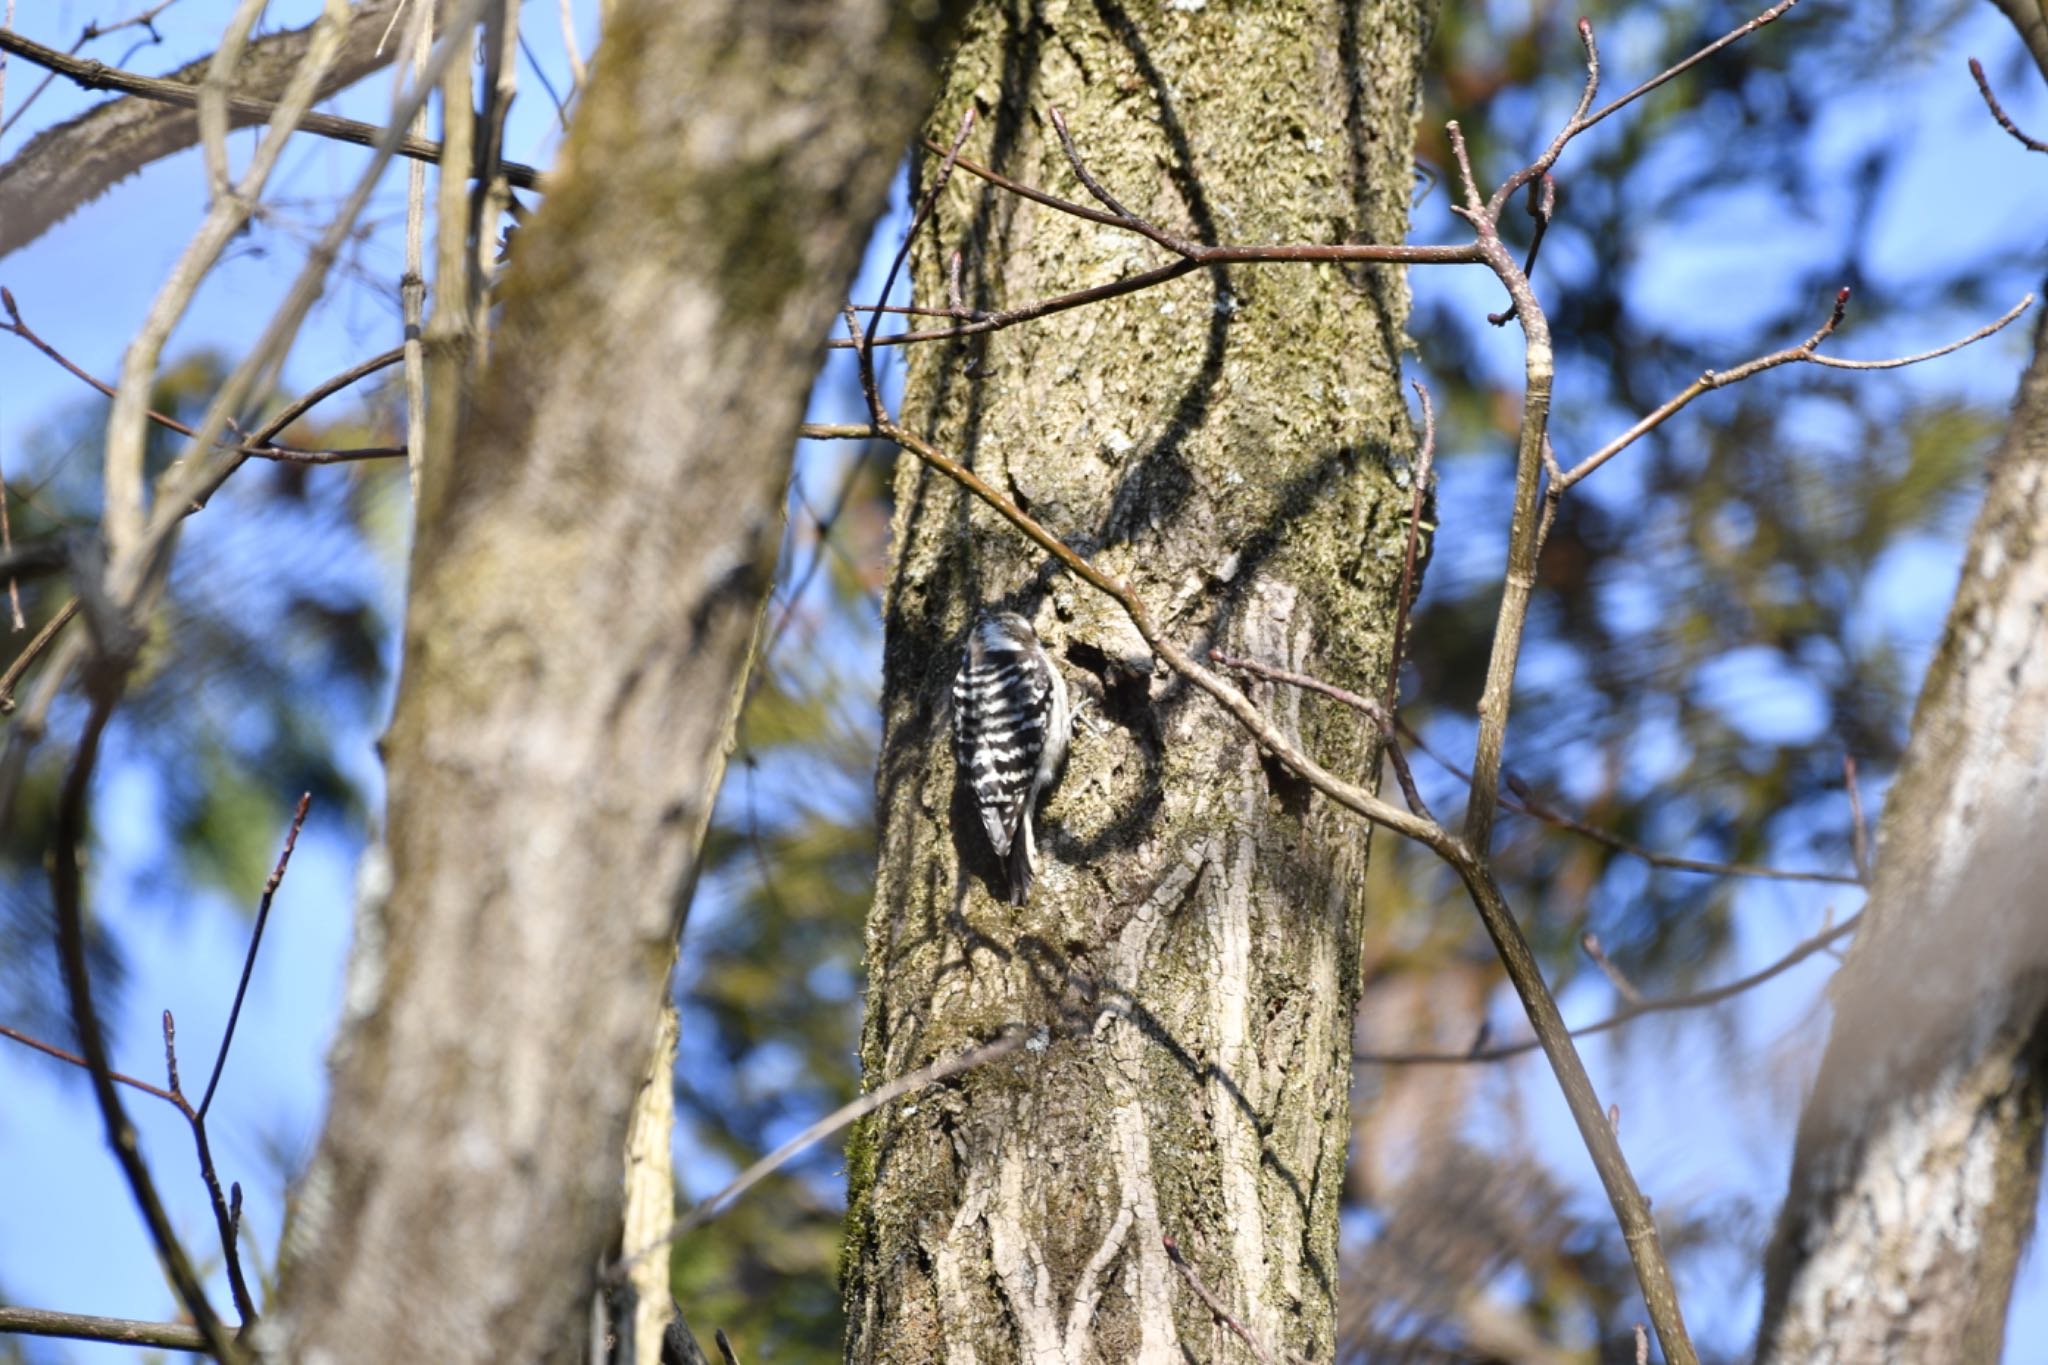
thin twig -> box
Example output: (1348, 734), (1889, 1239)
(161, 1010), (258, 1323)
(1500, 767), (1863, 884)
(1047, 104), (1191, 255)
(199, 0), (270, 201)
(612, 1029), (1031, 1275)
(124, 0), (488, 613)
(1451, 173), (1548, 865)
(1162, 1235), (1299, 1365)
(0, 343), (403, 711)
(2, 288), (407, 464)
(1208, 649), (1433, 821)
(1397, 728), (1861, 886)
(0, 440), (18, 630)
(197, 792), (311, 1121)
(0, 1306), (207, 1353)
(517, 30), (570, 132)
(1561, 289), (2033, 490)
(103, 0), (356, 571)
(855, 107), (975, 419)
(472, 0), (520, 356)
(1969, 57), (2048, 153)
(49, 693), (242, 1360)
(557, 0), (587, 92)
(1562, 3), (1796, 161)
(1359, 911), (1861, 1065)
(0, 27), (543, 189)
(398, 0), (431, 499)
(1487, 173), (1556, 327)
(1581, 931), (1643, 1005)
(0, 1018), (181, 1105)
(760, 441), (880, 667)
(1389, 379), (1436, 711)
(840, 122), (1481, 351)
(1843, 755), (1871, 883)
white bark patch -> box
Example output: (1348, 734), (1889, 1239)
(1211, 833), (1275, 1343)
(935, 1180), (991, 1365)
(1097, 846), (1211, 1363)
(932, 847), (1212, 1365)
(1771, 1049), (2026, 1363)
(987, 1147), (1069, 1365)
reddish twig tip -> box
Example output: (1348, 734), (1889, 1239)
(1968, 57), (2048, 154)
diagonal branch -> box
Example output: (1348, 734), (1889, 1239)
(613, 1029), (1032, 1276)
(1969, 56), (2048, 154)
(2, 288), (406, 463)
(0, 22), (542, 255)
(0, 1), (539, 262)
(1358, 911), (1861, 1065)
(1560, 289), (2033, 491)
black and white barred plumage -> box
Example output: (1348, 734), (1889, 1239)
(952, 610), (1070, 906)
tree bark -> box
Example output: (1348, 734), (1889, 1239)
(1755, 304), (2048, 1361)
(270, 2), (962, 1360)
(846, 3), (1432, 1361)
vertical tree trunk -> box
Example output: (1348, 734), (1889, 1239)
(272, 3), (962, 1359)
(847, 4), (1432, 1360)
(1755, 306), (2048, 1362)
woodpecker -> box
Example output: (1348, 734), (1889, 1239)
(951, 610), (1070, 905)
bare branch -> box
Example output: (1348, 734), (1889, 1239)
(49, 694), (242, 1359)
(199, 0), (271, 200)
(1360, 911), (1861, 1066)
(1389, 724), (1864, 886)
(1844, 755), (1872, 883)
(1047, 104), (1194, 255)
(1162, 1235), (1301, 1365)
(1210, 648), (1434, 820)
(2, 288), (406, 463)
(1471, 0), (1798, 260)
(1581, 931), (1643, 1005)
(613, 1029), (1032, 1275)
(0, 427), (19, 633)
(557, 0), (587, 92)
(1560, 290), (2033, 490)
(838, 118), (1481, 350)
(0, 2), (543, 262)
(1390, 378), (1436, 710)
(161, 1009), (258, 1323)
(0, 1306), (207, 1354)
(855, 107), (976, 419)
(0, 1017), (181, 1105)
(124, 0), (490, 606)
(101, 0), (356, 569)
(399, 0), (432, 499)
(1970, 56), (2048, 153)
(198, 793), (312, 1121)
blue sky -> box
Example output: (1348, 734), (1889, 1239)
(3, 1), (2046, 1360)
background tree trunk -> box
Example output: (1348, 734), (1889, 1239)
(1755, 303), (2048, 1360)
(846, 3), (1432, 1360)
(271, 2), (962, 1359)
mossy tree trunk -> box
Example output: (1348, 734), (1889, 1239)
(271, 2), (962, 1359)
(1755, 308), (2048, 1363)
(847, 3), (1433, 1360)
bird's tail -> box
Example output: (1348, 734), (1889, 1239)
(1006, 817), (1035, 906)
